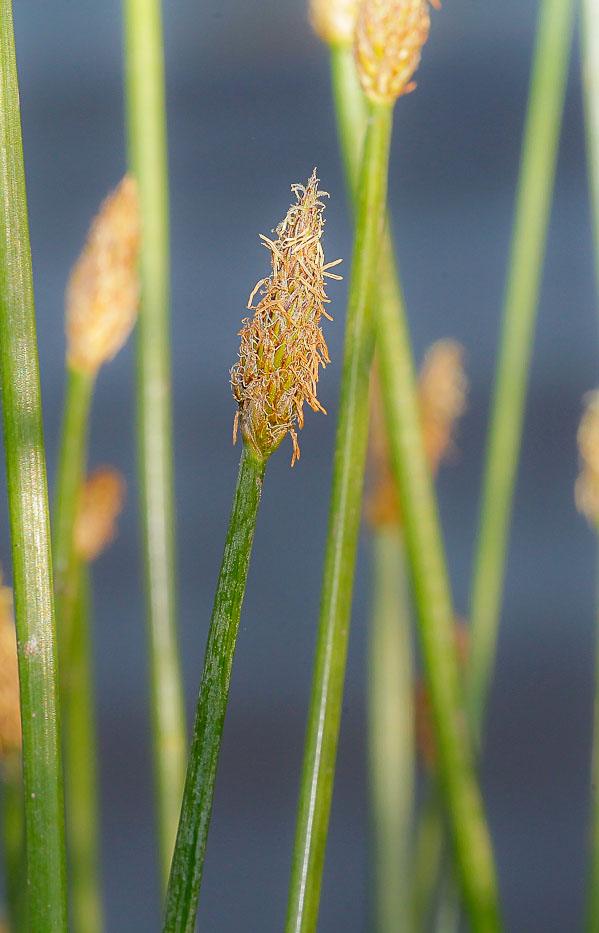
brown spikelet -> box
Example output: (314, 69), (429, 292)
(74, 467), (126, 563)
(0, 577), (21, 759)
(355, 0), (439, 104)
(419, 339), (467, 472)
(66, 175), (140, 374)
(575, 390), (599, 526)
(230, 170), (341, 465)
(367, 340), (466, 528)
(310, 0), (359, 46)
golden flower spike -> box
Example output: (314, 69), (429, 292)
(355, 0), (440, 104)
(576, 390), (599, 526)
(231, 169), (341, 465)
(74, 466), (126, 564)
(310, 0), (360, 46)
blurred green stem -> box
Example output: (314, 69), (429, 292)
(368, 527), (414, 933)
(468, 0), (575, 735)
(582, 0), (599, 277)
(123, 0), (187, 887)
(65, 568), (103, 933)
(0, 2), (67, 927)
(164, 444), (267, 933)
(285, 99), (393, 933)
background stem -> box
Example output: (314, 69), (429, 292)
(122, 0), (187, 887)
(368, 527), (414, 933)
(582, 0), (599, 279)
(0, 2), (67, 926)
(164, 444), (267, 933)
(65, 568), (103, 933)
(285, 100), (393, 933)
(468, 0), (576, 734)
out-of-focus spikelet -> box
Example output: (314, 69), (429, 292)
(231, 169), (341, 465)
(576, 390), (599, 526)
(310, 0), (359, 46)
(0, 576), (21, 759)
(66, 175), (140, 374)
(355, 0), (439, 103)
(74, 467), (126, 563)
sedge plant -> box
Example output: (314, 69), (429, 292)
(0, 1), (67, 926)
(307, 1), (501, 929)
(122, 0), (188, 885)
(54, 178), (140, 933)
(163, 171), (341, 932)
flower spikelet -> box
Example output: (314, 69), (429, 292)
(419, 339), (467, 473)
(74, 467), (126, 563)
(576, 391), (599, 526)
(0, 576), (21, 759)
(355, 0), (439, 104)
(231, 170), (341, 465)
(310, 0), (360, 46)
(66, 175), (140, 374)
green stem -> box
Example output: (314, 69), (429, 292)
(285, 100), (392, 933)
(368, 527), (414, 933)
(163, 444), (267, 932)
(2, 755), (28, 932)
(0, 2), (67, 927)
(582, 0), (599, 280)
(123, 0), (187, 887)
(53, 365), (94, 668)
(65, 567), (103, 933)
(329, 40), (501, 933)
(468, 0), (575, 735)
(330, 43), (368, 194)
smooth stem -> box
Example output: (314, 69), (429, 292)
(285, 101), (392, 933)
(65, 567), (103, 933)
(582, 0), (599, 282)
(330, 40), (501, 931)
(368, 527), (414, 933)
(53, 365), (94, 669)
(330, 43), (368, 194)
(163, 444), (267, 932)
(468, 0), (575, 734)
(0, 2), (67, 927)
(123, 0), (187, 887)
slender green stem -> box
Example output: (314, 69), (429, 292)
(163, 444), (267, 932)
(468, 0), (575, 734)
(368, 527), (414, 933)
(330, 43), (368, 194)
(0, 3), (67, 926)
(582, 0), (599, 280)
(123, 0), (187, 887)
(53, 365), (94, 667)
(285, 100), (392, 933)
(65, 568), (103, 933)
(329, 40), (501, 932)
(2, 755), (27, 932)
(412, 784), (445, 930)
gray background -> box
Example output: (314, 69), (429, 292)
(1, 0), (597, 929)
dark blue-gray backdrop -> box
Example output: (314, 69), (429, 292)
(1, 1), (597, 929)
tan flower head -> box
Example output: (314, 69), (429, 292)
(310, 0), (359, 46)
(74, 467), (126, 563)
(576, 390), (599, 526)
(0, 577), (21, 759)
(419, 339), (467, 472)
(231, 169), (341, 465)
(367, 340), (466, 528)
(66, 175), (140, 374)
(355, 0), (439, 104)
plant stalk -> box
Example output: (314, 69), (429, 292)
(123, 0), (187, 887)
(0, 2), (67, 926)
(368, 527), (414, 933)
(285, 100), (392, 933)
(65, 567), (103, 933)
(163, 443), (267, 932)
(468, 0), (576, 735)
(582, 0), (599, 279)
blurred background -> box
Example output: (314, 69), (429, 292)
(1, 0), (597, 928)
